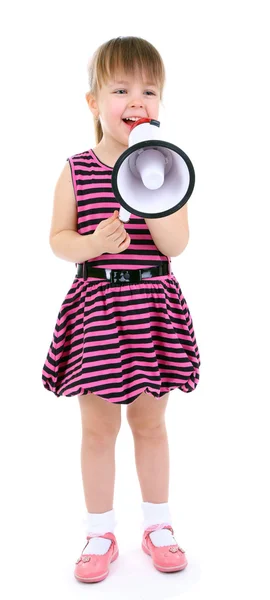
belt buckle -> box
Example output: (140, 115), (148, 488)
(110, 269), (141, 284)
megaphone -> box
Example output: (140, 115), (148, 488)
(111, 117), (195, 223)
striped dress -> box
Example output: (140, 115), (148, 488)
(41, 148), (200, 404)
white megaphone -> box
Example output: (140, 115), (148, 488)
(111, 118), (195, 223)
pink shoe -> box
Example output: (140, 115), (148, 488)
(74, 531), (119, 583)
(142, 523), (188, 573)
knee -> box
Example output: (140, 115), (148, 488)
(82, 420), (121, 444)
(79, 393), (121, 442)
(127, 417), (166, 438)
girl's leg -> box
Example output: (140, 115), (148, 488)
(126, 392), (170, 503)
(78, 393), (122, 513)
(126, 392), (178, 547)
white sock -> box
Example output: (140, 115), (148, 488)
(82, 509), (117, 555)
(142, 502), (177, 547)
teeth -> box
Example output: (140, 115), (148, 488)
(125, 117), (141, 121)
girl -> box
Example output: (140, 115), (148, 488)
(42, 36), (200, 583)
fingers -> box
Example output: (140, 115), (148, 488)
(120, 233), (130, 247)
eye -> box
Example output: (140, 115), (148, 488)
(113, 90), (156, 96)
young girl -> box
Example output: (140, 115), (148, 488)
(42, 36), (200, 583)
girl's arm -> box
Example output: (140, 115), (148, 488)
(49, 161), (100, 263)
(50, 229), (100, 263)
(144, 203), (189, 257)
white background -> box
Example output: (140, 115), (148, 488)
(1, 1), (269, 598)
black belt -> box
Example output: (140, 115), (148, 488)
(76, 261), (169, 284)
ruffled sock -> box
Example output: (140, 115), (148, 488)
(142, 501), (177, 547)
(82, 509), (117, 555)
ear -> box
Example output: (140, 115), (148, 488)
(85, 92), (99, 119)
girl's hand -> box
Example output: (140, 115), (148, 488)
(93, 210), (131, 255)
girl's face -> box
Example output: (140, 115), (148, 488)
(87, 70), (161, 147)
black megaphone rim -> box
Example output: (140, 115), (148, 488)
(111, 139), (195, 219)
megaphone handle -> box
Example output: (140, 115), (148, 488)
(118, 206), (131, 223)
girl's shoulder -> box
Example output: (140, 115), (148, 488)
(67, 148), (91, 162)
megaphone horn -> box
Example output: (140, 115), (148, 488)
(111, 118), (195, 223)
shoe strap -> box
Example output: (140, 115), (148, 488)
(86, 531), (115, 540)
(143, 522), (184, 551)
(81, 531), (115, 555)
(144, 522), (173, 535)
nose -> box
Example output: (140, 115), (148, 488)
(128, 95), (144, 108)
(129, 101), (143, 109)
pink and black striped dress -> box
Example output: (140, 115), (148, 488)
(41, 149), (200, 404)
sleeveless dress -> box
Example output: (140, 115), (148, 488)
(41, 149), (201, 404)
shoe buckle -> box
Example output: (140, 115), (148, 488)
(168, 545), (185, 553)
(82, 555), (91, 562)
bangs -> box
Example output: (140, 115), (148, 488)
(91, 37), (165, 92)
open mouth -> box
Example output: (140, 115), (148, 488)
(122, 119), (136, 129)
(122, 117), (150, 131)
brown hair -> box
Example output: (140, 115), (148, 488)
(87, 36), (166, 144)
